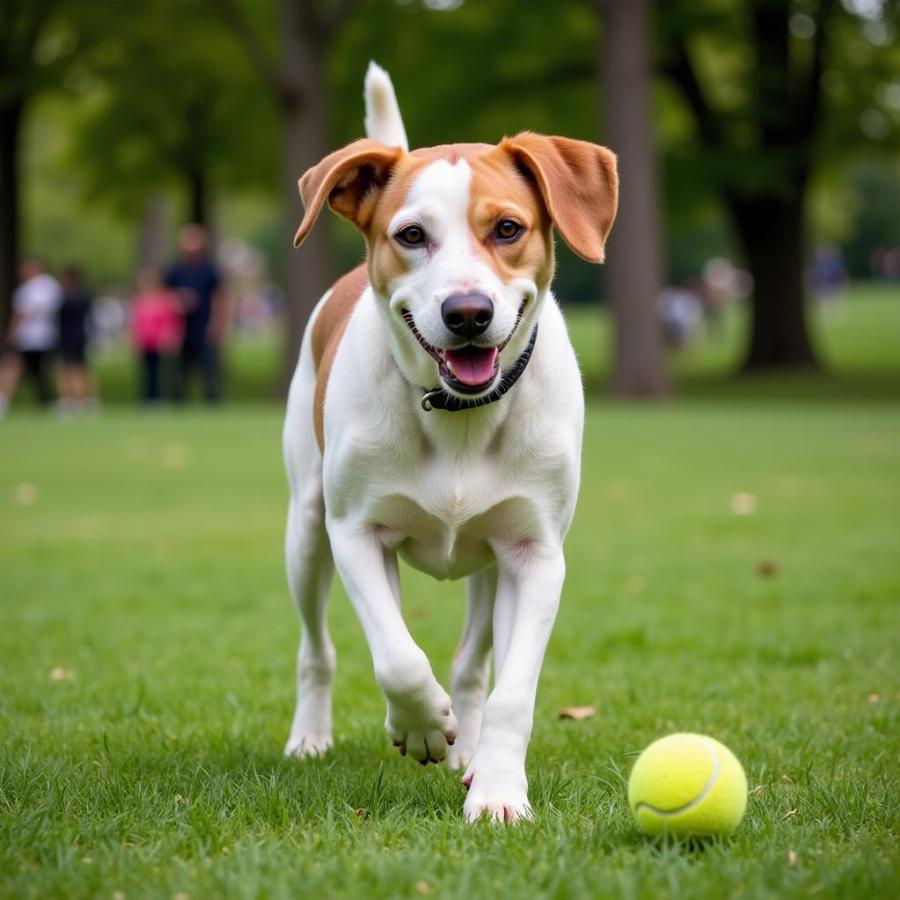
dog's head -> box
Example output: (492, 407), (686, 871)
(295, 135), (617, 399)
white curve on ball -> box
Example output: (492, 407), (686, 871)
(633, 737), (721, 818)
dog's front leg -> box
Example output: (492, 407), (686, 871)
(462, 545), (565, 822)
(328, 517), (458, 764)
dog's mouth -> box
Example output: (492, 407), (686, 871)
(401, 304), (526, 395)
(440, 346), (500, 393)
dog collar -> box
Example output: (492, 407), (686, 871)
(420, 324), (539, 413)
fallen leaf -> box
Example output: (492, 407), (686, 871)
(13, 483), (38, 506)
(867, 693), (880, 704)
(49, 667), (74, 682)
(353, 808), (368, 819)
(756, 559), (779, 577)
(415, 881), (432, 896)
(788, 849), (797, 867)
(163, 445), (188, 469)
(730, 492), (757, 516)
(557, 706), (596, 720)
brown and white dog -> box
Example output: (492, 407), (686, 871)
(283, 63), (617, 822)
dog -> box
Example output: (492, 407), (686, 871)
(283, 62), (617, 822)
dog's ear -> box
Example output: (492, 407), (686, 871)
(499, 133), (618, 263)
(294, 139), (403, 247)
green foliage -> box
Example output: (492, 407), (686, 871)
(2, 388), (899, 897)
(840, 158), (900, 275)
(65, 0), (279, 218)
(14, 0), (900, 291)
(22, 96), (134, 286)
(0, 0), (81, 106)
(331, 0), (598, 148)
(656, 0), (900, 200)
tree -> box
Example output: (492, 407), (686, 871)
(0, 0), (74, 329)
(69, 0), (277, 233)
(213, 0), (357, 391)
(598, 0), (670, 396)
(659, 0), (900, 370)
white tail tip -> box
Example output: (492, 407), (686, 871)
(364, 61), (409, 152)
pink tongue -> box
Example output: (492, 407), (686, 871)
(445, 347), (499, 387)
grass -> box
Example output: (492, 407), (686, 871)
(2, 296), (899, 897)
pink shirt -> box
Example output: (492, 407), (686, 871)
(131, 291), (183, 352)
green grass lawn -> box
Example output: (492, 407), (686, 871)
(2, 288), (899, 897)
(2, 397), (898, 898)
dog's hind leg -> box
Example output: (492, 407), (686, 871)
(284, 486), (335, 757)
(446, 567), (496, 770)
(283, 312), (336, 758)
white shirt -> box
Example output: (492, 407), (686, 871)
(13, 273), (62, 351)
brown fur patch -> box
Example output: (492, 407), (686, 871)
(497, 134), (618, 263)
(311, 265), (369, 451)
(468, 150), (555, 292)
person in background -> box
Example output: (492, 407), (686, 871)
(811, 245), (847, 316)
(0, 259), (62, 416)
(131, 269), (183, 405)
(657, 281), (702, 349)
(165, 224), (226, 403)
(57, 265), (97, 412)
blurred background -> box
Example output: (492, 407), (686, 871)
(1, 0), (898, 408)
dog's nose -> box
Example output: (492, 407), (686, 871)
(441, 293), (494, 338)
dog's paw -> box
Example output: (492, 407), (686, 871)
(284, 733), (333, 759)
(384, 680), (458, 765)
(445, 738), (477, 771)
(461, 758), (531, 824)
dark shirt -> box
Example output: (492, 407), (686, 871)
(58, 290), (92, 352)
(165, 260), (221, 343)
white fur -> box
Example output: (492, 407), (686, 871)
(365, 61), (409, 151)
(283, 67), (584, 824)
(383, 159), (530, 397)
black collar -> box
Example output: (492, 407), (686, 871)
(420, 324), (539, 412)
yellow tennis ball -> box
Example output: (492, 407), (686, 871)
(627, 733), (748, 839)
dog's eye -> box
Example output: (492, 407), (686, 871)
(494, 219), (523, 243)
(395, 225), (427, 247)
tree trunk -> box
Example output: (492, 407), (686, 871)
(135, 193), (170, 272)
(730, 194), (819, 370)
(598, 0), (669, 397)
(0, 102), (22, 333)
(278, 1), (336, 394)
(188, 166), (208, 227)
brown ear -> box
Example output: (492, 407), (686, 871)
(500, 133), (618, 263)
(294, 139), (403, 247)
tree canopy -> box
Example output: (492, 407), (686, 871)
(7, 0), (900, 374)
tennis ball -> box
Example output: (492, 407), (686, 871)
(627, 733), (747, 839)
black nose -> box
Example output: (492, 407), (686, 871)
(441, 292), (494, 338)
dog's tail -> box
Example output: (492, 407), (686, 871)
(364, 61), (409, 151)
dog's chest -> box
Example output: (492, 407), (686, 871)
(366, 457), (538, 581)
